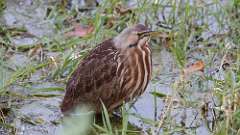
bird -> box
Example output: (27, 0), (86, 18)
(61, 24), (155, 114)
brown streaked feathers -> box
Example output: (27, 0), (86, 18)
(61, 24), (152, 114)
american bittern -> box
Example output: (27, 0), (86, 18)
(61, 24), (154, 114)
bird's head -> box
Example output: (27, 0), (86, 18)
(113, 24), (154, 51)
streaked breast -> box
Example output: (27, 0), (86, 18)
(117, 45), (152, 100)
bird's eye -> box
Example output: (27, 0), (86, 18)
(128, 43), (137, 48)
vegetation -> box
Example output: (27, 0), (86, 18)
(0, 0), (240, 135)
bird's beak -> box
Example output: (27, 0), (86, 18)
(137, 31), (158, 38)
(137, 31), (168, 39)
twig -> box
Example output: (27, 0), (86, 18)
(156, 95), (173, 135)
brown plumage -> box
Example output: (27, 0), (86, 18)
(61, 24), (153, 114)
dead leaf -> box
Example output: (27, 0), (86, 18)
(28, 44), (42, 57)
(65, 24), (94, 37)
(183, 60), (205, 77)
(105, 17), (116, 29)
(115, 3), (132, 15)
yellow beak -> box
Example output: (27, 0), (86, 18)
(137, 31), (169, 38)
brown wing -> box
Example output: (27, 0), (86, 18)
(61, 39), (120, 114)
